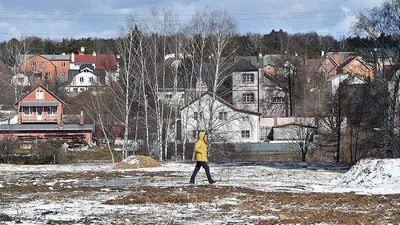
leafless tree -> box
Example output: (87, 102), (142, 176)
(263, 54), (304, 117)
(112, 16), (141, 159)
(246, 32), (263, 55)
(0, 136), (20, 163)
(353, 0), (400, 158)
(0, 37), (31, 103)
(79, 90), (116, 162)
(284, 125), (316, 161)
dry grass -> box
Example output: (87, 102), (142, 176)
(105, 185), (400, 224)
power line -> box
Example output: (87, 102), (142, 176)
(0, 10), (347, 17)
(0, 15), (349, 22)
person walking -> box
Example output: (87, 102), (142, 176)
(190, 131), (216, 184)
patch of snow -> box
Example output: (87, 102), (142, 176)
(332, 158), (400, 194)
(121, 155), (140, 166)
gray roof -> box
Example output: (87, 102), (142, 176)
(267, 127), (313, 141)
(232, 59), (258, 72)
(66, 68), (106, 85)
(0, 124), (94, 132)
(21, 101), (59, 107)
(24, 54), (70, 61)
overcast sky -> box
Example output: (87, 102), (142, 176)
(0, 0), (385, 42)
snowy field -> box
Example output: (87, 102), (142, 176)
(0, 159), (400, 224)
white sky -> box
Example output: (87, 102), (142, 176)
(0, 0), (385, 41)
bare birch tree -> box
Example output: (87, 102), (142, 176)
(353, 0), (400, 158)
(0, 37), (31, 103)
(113, 16), (141, 159)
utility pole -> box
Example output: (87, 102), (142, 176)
(336, 84), (341, 163)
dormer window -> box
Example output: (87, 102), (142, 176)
(36, 90), (44, 100)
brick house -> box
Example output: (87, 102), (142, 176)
(21, 54), (70, 86)
(317, 52), (373, 79)
(0, 85), (94, 147)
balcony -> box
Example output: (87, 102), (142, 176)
(22, 115), (58, 123)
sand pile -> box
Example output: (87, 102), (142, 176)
(116, 155), (160, 169)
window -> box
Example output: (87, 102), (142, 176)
(40, 62), (45, 67)
(242, 93), (255, 103)
(31, 62), (36, 67)
(166, 94), (173, 99)
(61, 72), (66, 77)
(192, 130), (198, 139)
(272, 97), (284, 103)
(266, 66), (272, 71)
(73, 88), (78, 92)
(22, 107), (32, 115)
(36, 90), (44, 100)
(242, 116), (250, 121)
(61, 62), (66, 67)
(44, 72), (50, 79)
(242, 73), (254, 83)
(48, 106), (57, 115)
(241, 130), (250, 138)
(193, 112), (203, 120)
(17, 77), (24, 83)
(79, 77), (84, 83)
(89, 77), (94, 83)
(219, 112), (227, 121)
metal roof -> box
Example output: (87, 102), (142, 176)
(25, 54), (70, 61)
(0, 124), (94, 132)
(21, 101), (59, 107)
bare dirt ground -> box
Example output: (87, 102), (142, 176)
(1, 167), (400, 225)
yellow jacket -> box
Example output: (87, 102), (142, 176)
(195, 132), (208, 162)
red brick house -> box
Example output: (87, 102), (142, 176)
(317, 52), (373, 79)
(0, 85), (94, 147)
(21, 54), (70, 86)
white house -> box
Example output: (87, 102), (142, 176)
(327, 73), (366, 94)
(65, 64), (105, 93)
(181, 92), (261, 143)
(231, 59), (264, 113)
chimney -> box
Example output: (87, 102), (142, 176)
(233, 55), (237, 64)
(304, 55), (308, 66)
(274, 116), (278, 126)
(52, 53), (56, 60)
(93, 51), (97, 56)
(258, 53), (264, 69)
(59, 119), (64, 129)
(79, 109), (84, 126)
(78, 47), (85, 55)
(71, 53), (75, 62)
(321, 51), (325, 57)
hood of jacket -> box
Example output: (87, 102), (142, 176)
(198, 131), (206, 141)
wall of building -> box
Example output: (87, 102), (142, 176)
(232, 71), (259, 112)
(181, 94), (260, 143)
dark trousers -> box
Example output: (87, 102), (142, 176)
(190, 161), (213, 183)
